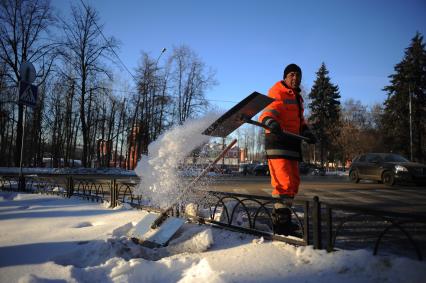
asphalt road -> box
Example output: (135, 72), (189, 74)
(204, 174), (426, 216)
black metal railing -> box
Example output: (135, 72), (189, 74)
(1, 170), (425, 260)
(322, 202), (426, 260)
(190, 191), (313, 247)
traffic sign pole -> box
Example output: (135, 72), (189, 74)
(17, 62), (37, 190)
(18, 105), (27, 191)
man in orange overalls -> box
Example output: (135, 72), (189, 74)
(259, 63), (316, 235)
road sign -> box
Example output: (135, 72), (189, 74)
(19, 62), (36, 84)
(19, 81), (38, 107)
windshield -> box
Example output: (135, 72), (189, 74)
(383, 154), (409, 162)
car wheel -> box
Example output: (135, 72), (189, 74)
(382, 171), (395, 186)
(349, 170), (360, 183)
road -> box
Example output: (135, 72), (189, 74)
(204, 174), (426, 216)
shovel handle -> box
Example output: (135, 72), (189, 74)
(151, 139), (238, 229)
(242, 117), (309, 141)
(151, 209), (171, 229)
(187, 138), (237, 188)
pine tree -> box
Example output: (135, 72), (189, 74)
(308, 63), (341, 166)
(382, 33), (426, 162)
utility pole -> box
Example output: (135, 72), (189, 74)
(222, 137), (225, 166)
(409, 84), (413, 161)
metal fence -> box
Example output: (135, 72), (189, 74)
(1, 171), (425, 260)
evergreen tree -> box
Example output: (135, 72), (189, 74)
(308, 63), (341, 166)
(382, 33), (426, 162)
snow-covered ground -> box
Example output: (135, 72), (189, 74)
(1, 191), (425, 283)
(325, 170), (349, 176)
(0, 167), (137, 176)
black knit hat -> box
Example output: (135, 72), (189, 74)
(283, 64), (302, 79)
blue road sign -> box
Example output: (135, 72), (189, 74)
(19, 81), (38, 107)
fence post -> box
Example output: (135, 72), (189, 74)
(18, 175), (26, 192)
(304, 200), (310, 245)
(66, 176), (74, 198)
(110, 179), (117, 208)
(326, 206), (333, 252)
(312, 196), (322, 249)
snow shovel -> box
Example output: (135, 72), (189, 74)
(130, 139), (238, 248)
(202, 91), (309, 141)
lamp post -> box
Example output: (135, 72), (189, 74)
(408, 83), (413, 161)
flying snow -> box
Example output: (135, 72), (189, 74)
(133, 113), (220, 208)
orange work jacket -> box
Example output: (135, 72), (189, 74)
(259, 81), (307, 160)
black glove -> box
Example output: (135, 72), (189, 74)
(301, 127), (317, 144)
(264, 118), (281, 134)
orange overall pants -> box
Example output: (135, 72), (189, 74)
(268, 159), (300, 197)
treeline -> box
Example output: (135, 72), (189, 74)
(1, 1), (425, 169)
(303, 33), (426, 165)
(0, 0), (215, 168)
(240, 33), (426, 166)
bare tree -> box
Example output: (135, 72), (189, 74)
(0, 59), (14, 166)
(59, 4), (117, 167)
(336, 99), (384, 164)
(169, 45), (216, 124)
(0, 0), (56, 166)
(130, 52), (173, 163)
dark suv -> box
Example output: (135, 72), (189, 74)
(349, 153), (426, 186)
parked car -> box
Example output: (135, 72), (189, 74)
(311, 165), (326, 176)
(299, 162), (326, 176)
(349, 153), (426, 186)
(252, 164), (270, 176)
(238, 163), (257, 175)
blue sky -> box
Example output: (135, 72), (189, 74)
(54, 0), (426, 110)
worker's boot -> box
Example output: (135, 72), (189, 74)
(272, 206), (297, 236)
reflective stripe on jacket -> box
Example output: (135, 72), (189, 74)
(259, 81), (307, 160)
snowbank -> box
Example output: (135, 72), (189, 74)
(1, 192), (425, 283)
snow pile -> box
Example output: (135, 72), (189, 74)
(325, 170), (349, 177)
(167, 226), (213, 254)
(134, 113), (219, 208)
(105, 257), (224, 283)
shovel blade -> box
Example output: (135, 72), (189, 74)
(143, 217), (185, 247)
(131, 212), (159, 239)
(130, 212), (185, 248)
(202, 91), (273, 137)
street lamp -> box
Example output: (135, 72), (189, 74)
(155, 48), (167, 67)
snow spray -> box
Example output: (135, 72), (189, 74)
(134, 113), (220, 209)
